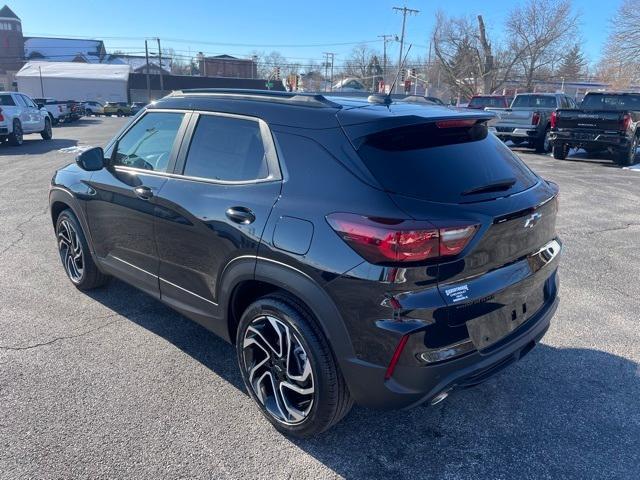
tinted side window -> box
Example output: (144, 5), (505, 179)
(14, 95), (26, 107)
(112, 112), (184, 172)
(0, 94), (16, 106)
(21, 95), (36, 108)
(183, 115), (268, 181)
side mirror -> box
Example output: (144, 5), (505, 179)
(36, 103), (44, 109)
(76, 147), (106, 171)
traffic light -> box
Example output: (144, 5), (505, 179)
(275, 67), (281, 80)
(401, 69), (405, 81)
(411, 68), (416, 77)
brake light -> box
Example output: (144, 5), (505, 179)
(385, 334), (409, 380)
(0, 107), (3, 122)
(436, 119), (477, 129)
(532, 112), (540, 126)
(326, 213), (478, 264)
(550, 111), (557, 129)
(622, 114), (631, 131)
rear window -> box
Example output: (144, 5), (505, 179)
(0, 94), (15, 106)
(469, 97), (506, 108)
(357, 122), (538, 203)
(581, 94), (640, 111)
(512, 95), (557, 108)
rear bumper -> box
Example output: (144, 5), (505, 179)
(490, 125), (541, 139)
(341, 291), (558, 409)
(550, 130), (629, 148)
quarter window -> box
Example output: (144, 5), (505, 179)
(0, 94), (16, 106)
(111, 112), (184, 172)
(183, 114), (268, 181)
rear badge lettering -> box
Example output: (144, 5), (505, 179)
(445, 285), (469, 303)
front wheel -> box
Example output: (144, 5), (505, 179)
(552, 143), (568, 160)
(41, 118), (52, 140)
(56, 209), (110, 290)
(237, 294), (352, 438)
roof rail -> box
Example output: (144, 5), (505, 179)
(169, 88), (343, 108)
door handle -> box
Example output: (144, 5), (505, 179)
(226, 206), (255, 225)
(134, 186), (153, 200)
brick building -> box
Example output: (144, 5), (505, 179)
(198, 54), (258, 79)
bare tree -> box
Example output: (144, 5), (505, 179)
(344, 44), (380, 80)
(251, 50), (288, 79)
(506, 0), (579, 91)
(433, 12), (520, 98)
(597, 0), (640, 86)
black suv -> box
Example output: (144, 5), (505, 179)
(49, 89), (561, 437)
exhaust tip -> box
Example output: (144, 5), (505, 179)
(430, 390), (449, 406)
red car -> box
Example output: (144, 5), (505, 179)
(467, 95), (512, 110)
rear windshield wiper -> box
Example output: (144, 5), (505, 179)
(462, 178), (516, 196)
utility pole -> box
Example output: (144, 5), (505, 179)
(156, 37), (164, 95)
(377, 34), (394, 86)
(393, 5), (419, 93)
(38, 66), (44, 97)
(323, 52), (335, 92)
(145, 40), (151, 102)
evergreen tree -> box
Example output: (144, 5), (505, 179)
(557, 44), (586, 80)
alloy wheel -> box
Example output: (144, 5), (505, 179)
(57, 219), (84, 283)
(242, 315), (315, 425)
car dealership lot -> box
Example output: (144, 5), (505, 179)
(0, 117), (638, 479)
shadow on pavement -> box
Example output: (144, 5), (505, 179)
(0, 138), (78, 155)
(86, 279), (639, 479)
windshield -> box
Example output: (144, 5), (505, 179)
(511, 95), (557, 108)
(581, 94), (640, 111)
(357, 122), (538, 203)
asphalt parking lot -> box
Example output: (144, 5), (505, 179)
(1, 116), (639, 479)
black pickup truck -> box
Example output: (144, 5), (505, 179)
(550, 92), (640, 166)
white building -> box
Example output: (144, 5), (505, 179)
(16, 61), (131, 102)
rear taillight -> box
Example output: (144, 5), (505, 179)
(532, 112), (540, 126)
(550, 111), (557, 129)
(326, 213), (478, 265)
(622, 114), (631, 131)
(0, 107), (4, 122)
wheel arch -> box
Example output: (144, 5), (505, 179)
(219, 256), (356, 368)
(49, 188), (96, 254)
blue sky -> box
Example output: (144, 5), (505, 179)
(9, 0), (616, 67)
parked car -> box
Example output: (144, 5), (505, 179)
(487, 93), (578, 152)
(103, 102), (131, 117)
(467, 95), (512, 110)
(0, 91), (52, 146)
(32, 97), (71, 125)
(82, 100), (104, 116)
(50, 89), (561, 437)
(333, 77), (366, 92)
(129, 102), (146, 115)
(550, 92), (640, 165)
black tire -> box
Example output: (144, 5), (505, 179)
(236, 293), (353, 438)
(86, 109), (93, 116)
(552, 143), (568, 160)
(7, 119), (23, 146)
(41, 118), (52, 140)
(535, 126), (551, 153)
(56, 209), (110, 290)
(116, 109), (123, 117)
(614, 136), (638, 166)
(511, 138), (524, 146)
